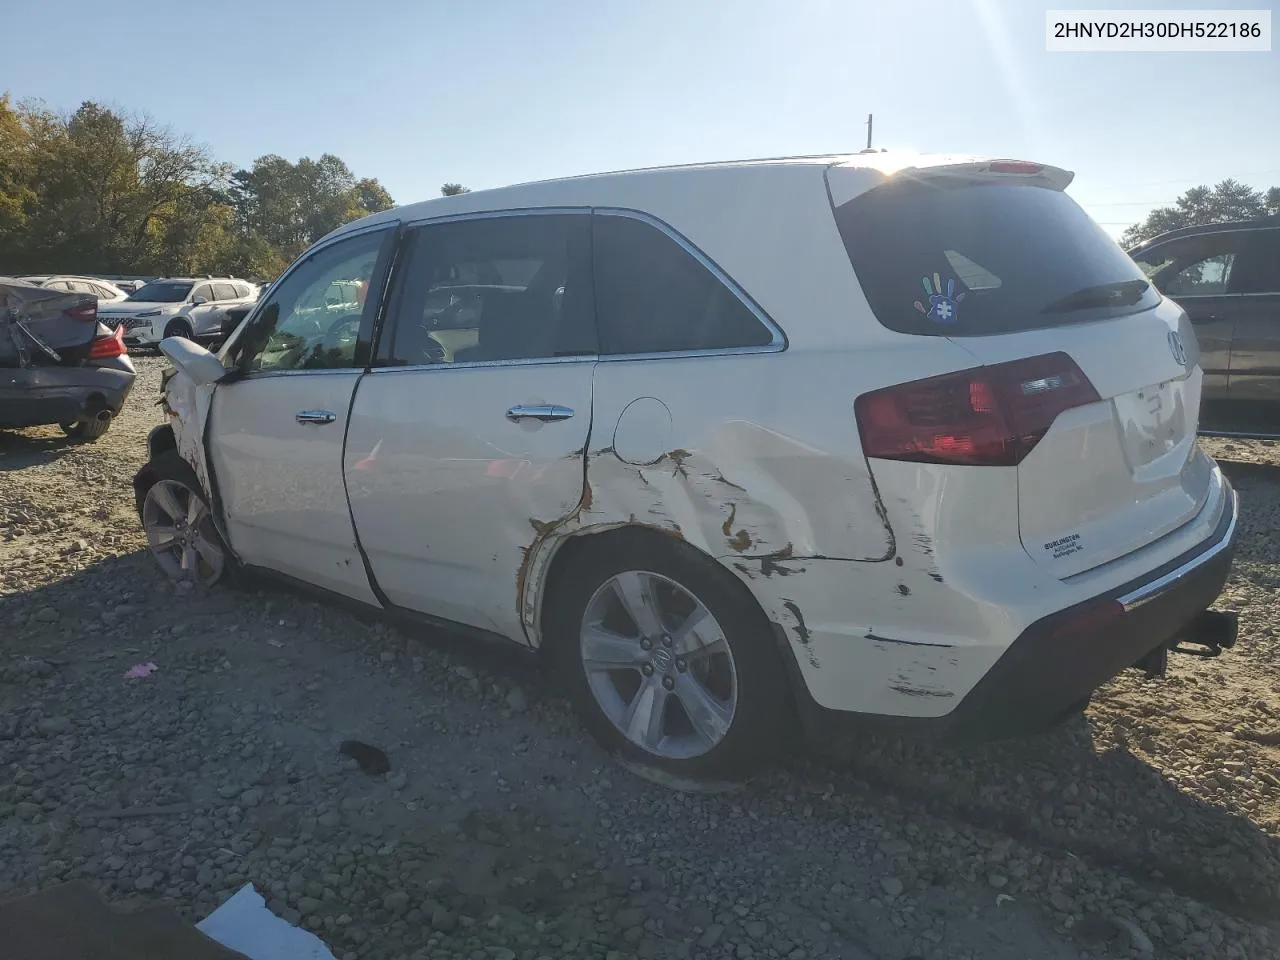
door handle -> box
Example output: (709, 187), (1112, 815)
(1192, 314), (1220, 323)
(296, 410), (337, 425)
(506, 403), (574, 423)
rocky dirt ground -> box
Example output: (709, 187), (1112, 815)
(2, 356), (1279, 960)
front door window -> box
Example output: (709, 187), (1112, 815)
(236, 230), (386, 373)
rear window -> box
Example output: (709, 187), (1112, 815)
(834, 180), (1160, 337)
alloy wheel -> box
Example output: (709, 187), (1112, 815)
(580, 570), (738, 760)
(141, 479), (224, 585)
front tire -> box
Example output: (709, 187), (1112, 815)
(545, 532), (791, 781)
(136, 454), (227, 586)
(164, 319), (194, 340)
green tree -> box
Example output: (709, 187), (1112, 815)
(0, 98), (225, 274)
(230, 154), (395, 262)
(1121, 179), (1280, 248)
(440, 182), (470, 196)
(0, 95), (39, 239)
(0, 92), (399, 278)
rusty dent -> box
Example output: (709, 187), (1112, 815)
(519, 434), (895, 644)
(779, 600), (819, 668)
(666, 448), (692, 478)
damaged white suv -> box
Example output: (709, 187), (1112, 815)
(135, 153), (1240, 780)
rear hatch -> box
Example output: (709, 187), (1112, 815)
(832, 161), (1209, 578)
(1, 281), (101, 367)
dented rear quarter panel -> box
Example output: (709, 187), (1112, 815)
(519, 345), (1011, 717)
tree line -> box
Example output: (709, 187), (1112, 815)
(0, 95), (468, 282)
(1120, 179), (1279, 248)
(4, 91), (1272, 278)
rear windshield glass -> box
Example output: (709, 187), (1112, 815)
(834, 180), (1160, 337)
(128, 281), (192, 303)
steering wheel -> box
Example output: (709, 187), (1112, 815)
(321, 312), (362, 354)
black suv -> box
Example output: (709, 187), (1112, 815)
(1129, 217), (1280, 433)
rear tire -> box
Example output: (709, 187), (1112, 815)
(164, 319), (194, 340)
(60, 418), (111, 442)
(544, 532), (791, 781)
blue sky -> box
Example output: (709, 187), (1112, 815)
(5, 0), (1278, 238)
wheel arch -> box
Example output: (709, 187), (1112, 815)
(532, 522), (781, 657)
(131, 449), (207, 520)
(145, 423), (177, 461)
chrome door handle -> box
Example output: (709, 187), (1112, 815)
(296, 410), (337, 425)
(506, 403), (574, 423)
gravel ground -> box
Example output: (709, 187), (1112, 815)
(2, 355), (1279, 960)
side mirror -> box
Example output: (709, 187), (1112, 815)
(159, 335), (227, 387)
(192, 296), (208, 306)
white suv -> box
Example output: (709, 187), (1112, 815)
(99, 277), (258, 347)
(135, 153), (1239, 780)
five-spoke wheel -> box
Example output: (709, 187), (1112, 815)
(141, 476), (225, 586)
(549, 532), (789, 780)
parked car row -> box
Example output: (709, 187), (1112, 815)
(19, 275), (131, 303)
(136, 152), (1241, 779)
(98, 277), (259, 348)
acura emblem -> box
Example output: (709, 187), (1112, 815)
(1168, 330), (1188, 366)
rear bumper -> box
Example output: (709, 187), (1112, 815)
(0, 366), (135, 428)
(940, 478), (1237, 738)
(789, 477), (1239, 743)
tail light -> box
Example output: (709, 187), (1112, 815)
(88, 325), (127, 359)
(64, 300), (98, 322)
(855, 352), (1100, 467)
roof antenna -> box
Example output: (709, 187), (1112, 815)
(858, 114), (886, 154)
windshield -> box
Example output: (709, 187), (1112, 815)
(834, 180), (1161, 337)
(127, 281), (192, 303)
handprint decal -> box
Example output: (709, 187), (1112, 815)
(914, 273), (966, 325)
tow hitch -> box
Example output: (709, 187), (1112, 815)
(1135, 610), (1240, 679)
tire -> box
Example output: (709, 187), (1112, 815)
(135, 452), (228, 587)
(164, 319), (194, 340)
(544, 531), (792, 781)
(60, 417), (111, 442)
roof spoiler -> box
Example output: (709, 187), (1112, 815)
(828, 155), (1075, 206)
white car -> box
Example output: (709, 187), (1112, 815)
(20, 275), (129, 303)
(99, 277), (258, 347)
(134, 152), (1240, 780)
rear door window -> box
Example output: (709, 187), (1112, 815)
(213, 282), (238, 301)
(834, 180), (1161, 337)
(1134, 231), (1250, 298)
(591, 213), (777, 355)
(380, 213), (595, 366)
(1228, 229), (1280, 295)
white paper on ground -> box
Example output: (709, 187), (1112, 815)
(196, 883), (338, 960)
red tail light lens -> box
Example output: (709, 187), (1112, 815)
(855, 352), (1100, 466)
(64, 300), (98, 322)
(88, 325), (127, 359)
(986, 160), (1045, 175)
